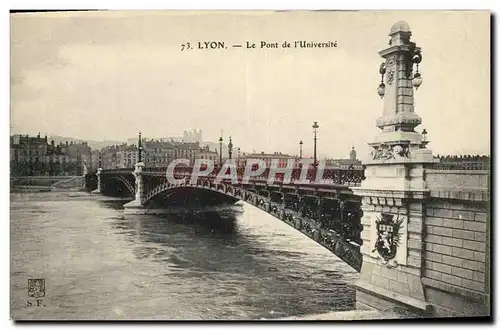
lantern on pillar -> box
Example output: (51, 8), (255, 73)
(377, 63), (386, 98)
(411, 51), (423, 90)
(420, 128), (429, 148)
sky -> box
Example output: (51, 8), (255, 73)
(10, 10), (490, 159)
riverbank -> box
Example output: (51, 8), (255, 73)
(11, 175), (85, 189)
(10, 185), (53, 192)
(10, 186), (91, 193)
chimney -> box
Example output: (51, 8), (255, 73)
(51, 140), (55, 146)
(66, 141), (68, 146)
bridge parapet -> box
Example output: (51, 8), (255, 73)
(424, 169), (489, 202)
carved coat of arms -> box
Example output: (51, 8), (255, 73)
(372, 213), (404, 262)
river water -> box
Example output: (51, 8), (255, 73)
(10, 191), (358, 320)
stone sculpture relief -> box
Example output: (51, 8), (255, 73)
(372, 143), (410, 161)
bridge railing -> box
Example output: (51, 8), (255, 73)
(424, 169), (490, 202)
(103, 166), (365, 186)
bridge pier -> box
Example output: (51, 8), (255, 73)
(123, 162), (146, 214)
(352, 21), (435, 315)
(91, 168), (102, 194)
(351, 21), (491, 317)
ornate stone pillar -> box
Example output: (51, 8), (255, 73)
(91, 168), (102, 194)
(82, 161), (88, 188)
(134, 162), (144, 203)
(124, 162), (145, 214)
(352, 21), (436, 314)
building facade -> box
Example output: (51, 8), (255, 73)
(325, 146), (363, 169)
(90, 149), (100, 171)
(198, 145), (219, 163)
(142, 139), (200, 167)
(10, 134), (90, 176)
(59, 141), (92, 169)
(239, 151), (297, 168)
(116, 146), (138, 169)
(100, 144), (126, 170)
(98, 140), (204, 169)
(433, 155), (490, 170)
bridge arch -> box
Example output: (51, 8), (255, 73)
(116, 175), (135, 195)
(143, 181), (239, 208)
(101, 174), (135, 197)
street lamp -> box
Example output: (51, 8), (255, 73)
(137, 132), (143, 164)
(228, 136), (233, 160)
(312, 122), (319, 167)
(219, 136), (223, 166)
(377, 63), (386, 98)
(410, 50), (423, 90)
(421, 128), (429, 148)
(299, 140), (303, 159)
(237, 147), (241, 167)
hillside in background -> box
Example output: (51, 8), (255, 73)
(49, 135), (125, 151)
(48, 135), (232, 156)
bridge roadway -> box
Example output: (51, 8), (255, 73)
(94, 166), (365, 271)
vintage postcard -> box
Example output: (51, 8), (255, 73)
(10, 10), (490, 320)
